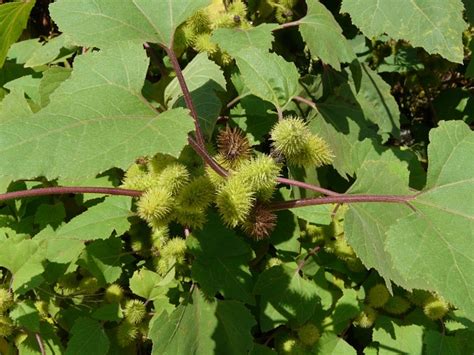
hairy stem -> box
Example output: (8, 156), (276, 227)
(293, 96), (317, 110)
(0, 186), (141, 202)
(275, 19), (301, 30)
(35, 333), (46, 355)
(268, 194), (415, 211)
(164, 46), (205, 147)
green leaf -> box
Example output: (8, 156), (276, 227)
(65, 318), (110, 355)
(373, 316), (423, 355)
(212, 24), (278, 57)
(254, 263), (321, 331)
(0, 42), (194, 180)
(299, 1), (355, 70)
(341, 0), (467, 63)
(149, 290), (256, 355)
(314, 332), (356, 355)
(0, 88), (33, 122)
(345, 159), (413, 288)
(44, 196), (131, 241)
(17, 322), (64, 355)
(50, 0), (211, 48)
(236, 50), (299, 109)
(385, 121), (474, 318)
(433, 88), (473, 124)
(4, 74), (42, 105)
(10, 300), (40, 332)
(424, 330), (462, 355)
(129, 268), (170, 301)
(290, 205), (332, 225)
(7, 38), (42, 64)
(310, 91), (377, 177)
(322, 289), (360, 334)
(34, 202), (66, 229)
(25, 34), (75, 68)
(38, 66), (72, 107)
(0, 235), (45, 293)
(165, 53), (226, 137)
(349, 63), (401, 138)
(77, 237), (123, 284)
(0, 1), (35, 67)
(92, 303), (122, 322)
(187, 215), (254, 304)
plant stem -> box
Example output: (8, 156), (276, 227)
(275, 20), (301, 30)
(188, 135), (228, 177)
(0, 186), (141, 202)
(164, 46), (205, 147)
(268, 194), (415, 211)
(293, 96), (317, 110)
(276, 177), (341, 196)
(35, 333), (46, 355)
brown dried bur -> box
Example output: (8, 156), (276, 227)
(217, 126), (251, 164)
(243, 204), (277, 240)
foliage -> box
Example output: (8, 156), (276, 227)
(0, 0), (472, 354)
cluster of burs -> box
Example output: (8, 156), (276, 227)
(173, 0), (300, 63)
(120, 116), (332, 267)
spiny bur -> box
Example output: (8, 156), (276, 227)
(137, 186), (173, 224)
(217, 126), (252, 164)
(271, 117), (333, 167)
(367, 284), (390, 308)
(216, 177), (254, 227)
(117, 320), (139, 348)
(297, 323), (321, 346)
(383, 295), (411, 315)
(105, 284), (124, 303)
(242, 204), (277, 240)
(173, 206), (207, 230)
(0, 288), (13, 313)
(423, 295), (450, 320)
(233, 154), (280, 200)
(354, 306), (377, 328)
(79, 276), (100, 294)
(0, 315), (13, 337)
(155, 163), (190, 196)
(176, 176), (215, 212)
(124, 299), (147, 324)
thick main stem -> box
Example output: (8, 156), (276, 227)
(268, 194), (415, 211)
(0, 186), (141, 202)
(164, 46), (205, 147)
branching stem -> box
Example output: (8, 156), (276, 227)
(164, 46), (205, 147)
(293, 96), (317, 110)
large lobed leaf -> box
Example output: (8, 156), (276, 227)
(0, 42), (194, 181)
(345, 121), (474, 318)
(236, 50), (299, 110)
(49, 0), (211, 48)
(341, 0), (467, 63)
(385, 121), (474, 318)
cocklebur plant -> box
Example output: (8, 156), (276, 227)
(0, 0), (472, 353)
